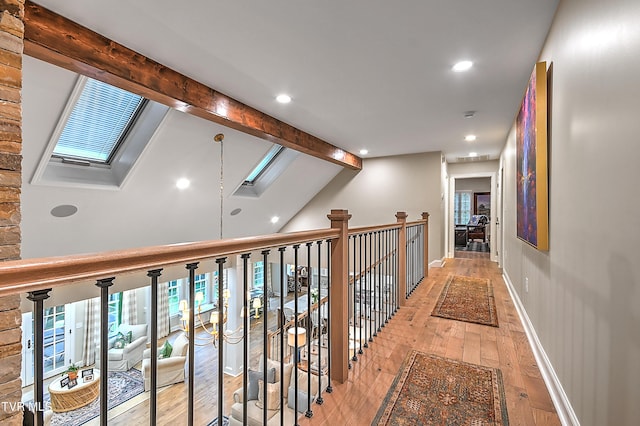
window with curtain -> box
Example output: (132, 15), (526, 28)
(43, 305), (66, 373)
(454, 191), (472, 224)
(107, 293), (122, 335)
(194, 273), (208, 304)
(167, 280), (180, 316)
(253, 261), (264, 292)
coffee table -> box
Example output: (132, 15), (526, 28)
(48, 369), (101, 412)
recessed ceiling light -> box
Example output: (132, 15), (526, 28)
(465, 135), (477, 142)
(469, 152), (478, 157)
(452, 60), (473, 72)
(271, 216), (279, 224)
(230, 208), (242, 216)
(176, 178), (190, 190)
(276, 94), (291, 104)
(464, 111), (476, 118)
(359, 149), (369, 155)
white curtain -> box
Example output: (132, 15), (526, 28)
(122, 289), (138, 325)
(266, 262), (272, 293)
(157, 281), (170, 338)
(82, 297), (100, 366)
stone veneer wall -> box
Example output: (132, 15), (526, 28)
(0, 0), (23, 425)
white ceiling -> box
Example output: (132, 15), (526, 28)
(20, 0), (559, 258)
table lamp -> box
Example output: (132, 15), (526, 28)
(252, 297), (262, 319)
(287, 327), (306, 362)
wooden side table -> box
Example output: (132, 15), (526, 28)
(48, 369), (101, 412)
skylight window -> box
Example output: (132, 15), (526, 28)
(52, 78), (145, 163)
(233, 144), (298, 198)
(243, 145), (285, 185)
(31, 73), (170, 190)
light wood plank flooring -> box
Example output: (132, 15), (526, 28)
(298, 256), (561, 425)
(105, 256), (560, 425)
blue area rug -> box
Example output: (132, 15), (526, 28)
(45, 369), (144, 426)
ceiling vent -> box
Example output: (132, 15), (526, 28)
(456, 154), (491, 162)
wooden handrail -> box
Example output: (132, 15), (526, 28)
(348, 222), (401, 236)
(348, 249), (397, 286)
(347, 218), (425, 237)
(406, 219), (427, 227)
(0, 228), (339, 297)
(266, 295), (329, 359)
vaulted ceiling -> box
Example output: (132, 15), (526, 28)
(20, 0), (559, 258)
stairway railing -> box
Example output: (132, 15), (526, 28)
(0, 209), (428, 426)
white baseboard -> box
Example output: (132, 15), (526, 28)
(502, 272), (580, 426)
(429, 258), (445, 268)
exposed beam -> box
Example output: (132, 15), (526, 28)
(22, 1), (362, 170)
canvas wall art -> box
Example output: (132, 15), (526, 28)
(516, 61), (549, 250)
(474, 192), (491, 218)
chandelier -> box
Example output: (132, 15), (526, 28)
(178, 288), (243, 347)
(177, 133), (246, 347)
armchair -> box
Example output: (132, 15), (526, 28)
(99, 323), (148, 372)
(466, 215), (488, 242)
(142, 333), (189, 391)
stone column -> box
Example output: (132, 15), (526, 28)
(0, 1), (24, 424)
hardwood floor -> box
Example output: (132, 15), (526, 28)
(106, 257), (560, 425)
(298, 256), (561, 425)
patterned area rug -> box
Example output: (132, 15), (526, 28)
(431, 274), (499, 327)
(48, 369), (144, 426)
(373, 351), (509, 425)
(206, 416), (229, 426)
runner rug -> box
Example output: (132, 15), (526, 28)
(431, 274), (499, 327)
(373, 351), (509, 425)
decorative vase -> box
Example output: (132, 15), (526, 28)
(68, 371), (78, 380)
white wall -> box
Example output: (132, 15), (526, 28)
(500, 0), (640, 424)
(447, 160), (499, 176)
(455, 177), (491, 193)
(281, 152), (445, 262)
(21, 57), (342, 259)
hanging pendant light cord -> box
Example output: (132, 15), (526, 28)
(220, 139), (224, 239)
(214, 133), (225, 239)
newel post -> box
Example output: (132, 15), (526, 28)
(422, 212), (430, 278)
(327, 209), (351, 383)
(396, 212), (408, 306)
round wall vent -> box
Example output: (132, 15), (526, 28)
(50, 204), (78, 218)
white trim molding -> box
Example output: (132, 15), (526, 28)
(502, 271), (580, 426)
(429, 258), (445, 268)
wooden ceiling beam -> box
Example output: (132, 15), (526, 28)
(22, 1), (361, 170)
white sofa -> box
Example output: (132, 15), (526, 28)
(229, 359), (327, 426)
(142, 333), (189, 391)
(97, 323), (148, 371)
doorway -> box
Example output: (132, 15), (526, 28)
(21, 304), (75, 387)
(448, 172), (497, 261)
